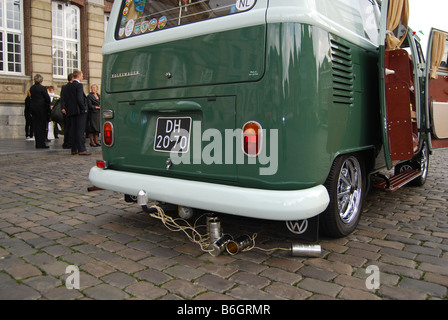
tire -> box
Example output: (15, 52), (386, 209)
(410, 141), (430, 186)
(320, 154), (366, 238)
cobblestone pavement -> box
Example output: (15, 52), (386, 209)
(0, 146), (447, 300)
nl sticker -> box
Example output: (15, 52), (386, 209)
(235, 0), (256, 11)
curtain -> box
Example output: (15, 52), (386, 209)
(430, 31), (447, 79)
(386, 0), (409, 50)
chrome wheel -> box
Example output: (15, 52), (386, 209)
(412, 140), (430, 186)
(419, 141), (429, 181)
(395, 141), (430, 187)
(337, 156), (362, 224)
(398, 164), (414, 172)
(321, 154), (365, 238)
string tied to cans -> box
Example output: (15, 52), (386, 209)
(144, 205), (320, 257)
(145, 204), (213, 253)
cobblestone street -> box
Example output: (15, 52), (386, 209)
(0, 143), (447, 300)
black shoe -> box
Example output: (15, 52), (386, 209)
(36, 146), (49, 149)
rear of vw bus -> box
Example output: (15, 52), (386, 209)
(90, 0), (382, 236)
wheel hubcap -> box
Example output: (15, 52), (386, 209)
(420, 142), (428, 179)
(337, 157), (362, 224)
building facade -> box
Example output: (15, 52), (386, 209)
(0, 0), (113, 139)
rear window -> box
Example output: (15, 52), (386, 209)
(116, 0), (256, 40)
(316, 0), (379, 44)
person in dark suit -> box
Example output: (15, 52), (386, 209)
(64, 70), (91, 155)
(24, 90), (33, 140)
(29, 74), (51, 149)
(60, 73), (74, 149)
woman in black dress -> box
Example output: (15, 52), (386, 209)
(87, 84), (101, 146)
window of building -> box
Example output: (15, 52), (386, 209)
(52, 1), (81, 78)
(0, 0), (24, 75)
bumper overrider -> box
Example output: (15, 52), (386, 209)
(89, 167), (330, 221)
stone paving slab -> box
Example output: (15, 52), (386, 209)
(0, 145), (447, 300)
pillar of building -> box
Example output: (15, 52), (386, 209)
(86, 0), (106, 92)
(31, 0), (53, 85)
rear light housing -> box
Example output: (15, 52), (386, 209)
(242, 121), (262, 156)
(103, 121), (114, 147)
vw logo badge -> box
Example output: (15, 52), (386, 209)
(286, 219), (308, 235)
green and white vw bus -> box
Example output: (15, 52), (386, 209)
(89, 0), (448, 239)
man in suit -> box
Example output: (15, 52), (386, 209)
(30, 74), (51, 149)
(60, 73), (74, 149)
(64, 70), (91, 155)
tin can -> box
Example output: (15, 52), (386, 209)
(206, 215), (222, 244)
(209, 234), (233, 257)
(226, 235), (252, 255)
(291, 243), (321, 257)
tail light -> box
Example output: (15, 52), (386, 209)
(243, 121), (262, 156)
(96, 160), (108, 169)
(103, 121), (114, 147)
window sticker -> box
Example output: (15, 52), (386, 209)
(134, 22), (141, 34)
(148, 18), (157, 32)
(125, 19), (135, 37)
(134, 0), (146, 16)
(235, 0), (256, 12)
(158, 16), (167, 30)
(141, 20), (149, 33)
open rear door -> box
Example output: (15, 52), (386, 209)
(425, 28), (448, 150)
(379, 0), (417, 169)
(378, 0), (391, 168)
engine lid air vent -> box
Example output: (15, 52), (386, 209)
(330, 39), (355, 107)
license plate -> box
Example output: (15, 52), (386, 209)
(154, 117), (192, 153)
